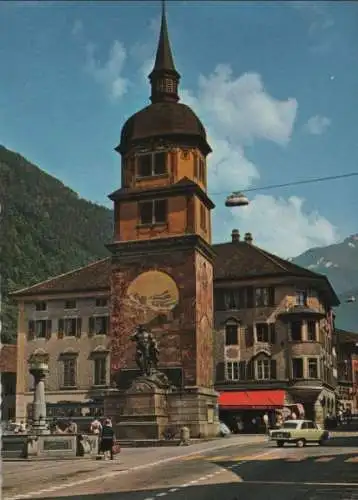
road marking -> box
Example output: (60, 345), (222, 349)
(242, 480), (358, 487)
(2, 439), (266, 500)
(285, 457), (305, 462)
(345, 457), (358, 463)
(168, 488), (178, 493)
(315, 456), (335, 462)
(156, 493), (167, 497)
(181, 454), (204, 461)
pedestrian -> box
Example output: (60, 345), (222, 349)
(263, 413), (269, 434)
(100, 419), (115, 460)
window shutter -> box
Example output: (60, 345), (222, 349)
(215, 362), (225, 382)
(246, 359), (254, 380)
(58, 319), (64, 339)
(76, 317), (82, 338)
(239, 361), (246, 380)
(270, 359), (277, 379)
(28, 320), (35, 340)
(105, 316), (110, 335)
(45, 320), (52, 340)
(270, 324), (276, 344)
(246, 287), (254, 308)
(88, 317), (95, 337)
(269, 287), (275, 306)
(245, 325), (254, 347)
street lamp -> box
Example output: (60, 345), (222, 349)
(225, 192), (250, 207)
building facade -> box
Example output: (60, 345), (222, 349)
(10, 6), (341, 428)
(336, 329), (358, 413)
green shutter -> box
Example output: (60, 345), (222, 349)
(58, 318), (64, 339)
(270, 359), (277, 379)
(88, 317), (95, 337)
(76, 317), (82, 338)
(45, 320), (52, 340)
(28, 320), (35, 340)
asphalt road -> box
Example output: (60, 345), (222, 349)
(4, 435), (358, 500)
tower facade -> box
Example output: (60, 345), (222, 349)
(108, 4), (216, 396)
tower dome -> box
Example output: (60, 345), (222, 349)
(116, 2), (211, 156)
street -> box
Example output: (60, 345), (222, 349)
(3, 435), (358, 500)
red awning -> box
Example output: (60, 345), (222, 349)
(219, 390), (285, 410)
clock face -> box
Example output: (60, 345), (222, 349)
(125, 270), (179, 324)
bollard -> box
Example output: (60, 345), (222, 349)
(179, 426), (190, 446)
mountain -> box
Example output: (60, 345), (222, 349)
(0, 146), (113, 343)
(292, 236), (358, 332)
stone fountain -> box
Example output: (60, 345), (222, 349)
(29, 360), (50, 435)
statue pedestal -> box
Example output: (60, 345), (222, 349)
(105, 387), (170, 440)
(104, 379), (219, 442)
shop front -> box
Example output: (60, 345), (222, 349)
(218, 390), (287, 433)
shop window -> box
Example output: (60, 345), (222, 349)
(292, 358), (304, 379)
(225, 324), (239, 346)
(290, 321), (302, 341)
(139, 199), (167, 225)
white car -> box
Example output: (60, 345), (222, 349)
(219, 422), (231, 437)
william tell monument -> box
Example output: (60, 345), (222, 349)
(104, 3), (219, 439)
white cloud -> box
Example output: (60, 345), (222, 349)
(178, 65), (337, 255)
(305, 115), (331, 135)
(226, 195), (338, 257)
(85, 41), (129, 100)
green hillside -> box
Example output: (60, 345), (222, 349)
(0, 146), (113, 343)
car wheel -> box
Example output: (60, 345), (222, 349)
(276, 440), (284, 447)
(296, 439), (306, 448)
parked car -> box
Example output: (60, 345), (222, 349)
(270, 419), (330, 448)
(219, 421), (231, 437)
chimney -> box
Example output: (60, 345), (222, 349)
(244, 232), (253, 244)
(231, 229), (240, 243)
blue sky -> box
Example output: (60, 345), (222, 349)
(1, 0), (357, 257)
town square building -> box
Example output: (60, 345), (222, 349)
(12, 5), (340, 429)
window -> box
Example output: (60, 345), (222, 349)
(292, 358), (304, 378)
(256, 323), (276, 343)
(63, 358), (77, 387)
(200, 204), (207, 231)
(194, 155), (198, 178)
(137, 152), (167, 177)
(61, 318), (79, 336)
(290, 321), (302, 341)
(255, 287), (274, 307)
(308, 358), (318, 379)
(95, 298), (108, 308)
(307, 320), (317, 341)
(35, 320), (47, 338)
(89, 316), (109, 336)
(94, 357), (107, 386)
(302, 421), (316, 429)
(223, 289), (246, 310)
(257, 359), (270, 380)
(199, 158), (205, 183)
(64, 300), (76, 310)
(225, 324), (238, 346)
(296, 290), (307, 306)
(226, 361), (239, 381)
(35, 301), (47, 311)
(139, 199), (167, 225)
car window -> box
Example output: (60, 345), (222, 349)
(282, 422), (299, 429)
(301, 422), (308, 429)
(306, 421), (315, 429)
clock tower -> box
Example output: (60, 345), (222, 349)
(107, 3), (217, 435)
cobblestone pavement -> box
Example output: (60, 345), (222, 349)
(4, 435), (358, 499)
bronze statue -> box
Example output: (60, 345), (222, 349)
(130, 325), (159, 376)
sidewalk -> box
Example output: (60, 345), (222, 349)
(3, 434), (266, 499)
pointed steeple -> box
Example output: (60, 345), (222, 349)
(149, 1), (180, 104)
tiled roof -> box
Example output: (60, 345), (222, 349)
(10, 239), (338, 304)
(0, 344), (17, 373)
(11, 258), (111, 297)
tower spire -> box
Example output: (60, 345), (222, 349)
(149, 0), (180, 104)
